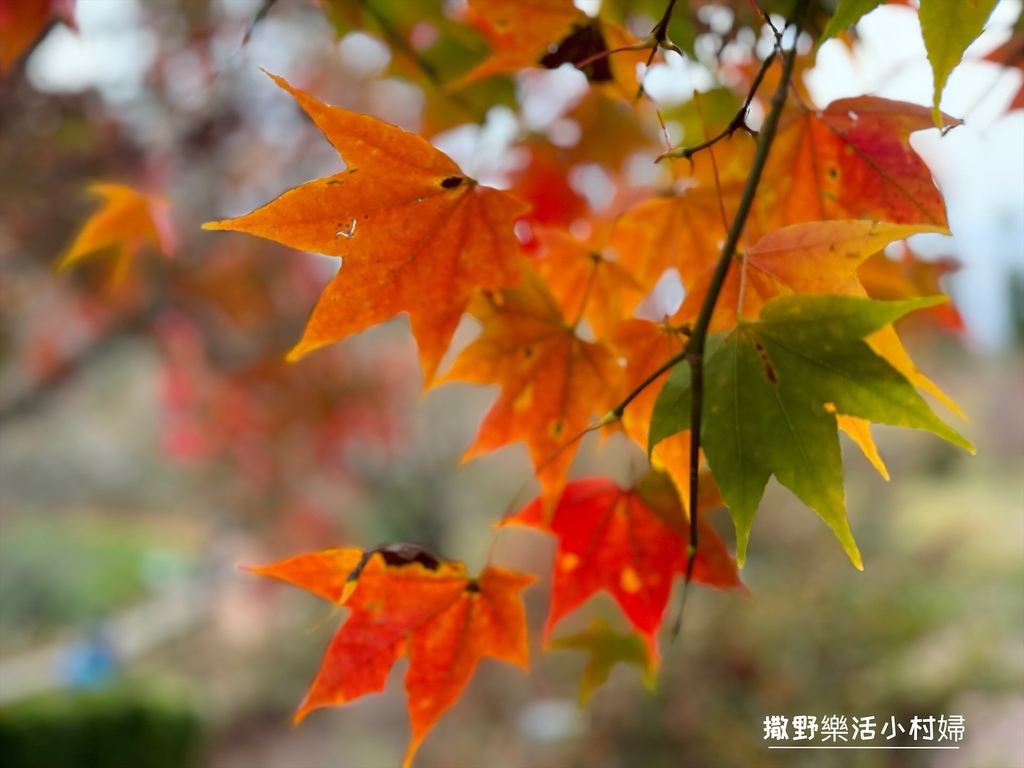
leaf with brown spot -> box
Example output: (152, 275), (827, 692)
(245, 547), (534, 768)
(204, 72), (528, 384)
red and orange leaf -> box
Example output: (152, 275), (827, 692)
(506, 472), (743, 647)
(509, 143), (590, 233)
(58, 182), (174, 287)
(443, 269), (622, 504)
(245, 547), (534, 768)
(761, 96), (962, 229)
(204, 72), (528, 384)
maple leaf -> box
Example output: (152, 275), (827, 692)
(609, 186), (734, 299)
(531, 227), (646, 339)
(506, 471), (744, 646)
(204, 72), (528, 384)
(245, 545), (535, 768)
(443, 269), (622, 504)
(919, 0), (1000, 126)
(674, 220), (967, 422)
(549, 618), (657, 705)
(650, 294), (974, 568)
(761, 96), (962, 229)
(57, 183), (174, 287)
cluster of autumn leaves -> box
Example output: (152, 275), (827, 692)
(34, 0), (1023, 764)
(208, 68), (978, 763)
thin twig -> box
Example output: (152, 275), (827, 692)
(657, 48), (777, 163)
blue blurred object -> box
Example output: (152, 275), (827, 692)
(58, 627), (118, 689)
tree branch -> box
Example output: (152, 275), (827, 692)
(594, 0), (814, 637)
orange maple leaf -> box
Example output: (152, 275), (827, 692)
(608, 152), (746, 299)
(204, 73), (528, 384)
(531, 226), (646, 339)
(507, 472), (744, 648)
(443, 269), (623, 504)
(245, 545), (535, 768)
(761, 96), (962, 229)
(57, 182), (174, 287)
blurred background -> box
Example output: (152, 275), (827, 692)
(0, 1), (1021, 767)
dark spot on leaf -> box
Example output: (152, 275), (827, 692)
(827, 166), (840, 180)
(377, 543), (442, 571)
(465, 580), (480, 594)
(327, 179), (344, 185)
(753, 340), (778, 385)
(441, 176), (464, 189)
(522, 346), (534, 358)
(550, 419), (565, 438)
(540, 21), (612, 83)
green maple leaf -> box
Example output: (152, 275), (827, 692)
(549, 619), (657, 705)
(649, 294), (974, 569)
(919, 0), (1000, 127)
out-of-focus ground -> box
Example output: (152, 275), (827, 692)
(0, 330), (1021, 768)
